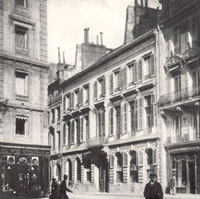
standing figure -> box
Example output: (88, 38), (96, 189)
(50, 178), (58, 199)
(144, 173), (163, 199)
(59, 175), (73, 199)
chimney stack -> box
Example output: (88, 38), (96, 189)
(63, 51), (65, 64)
(100, 32), (103, 45)
(84, 28), (89, 43)
(58, 47), (61, 64)
(96, 35), (99, 45)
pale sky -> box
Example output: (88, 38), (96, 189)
(47, 0), (160, 64)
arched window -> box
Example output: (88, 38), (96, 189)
(116, 153), (123, 183)
(130, 151), (138, 182)
(147, 148), (153, 165)
(76, 158), (81, 182)
(85, 159), (91, 182)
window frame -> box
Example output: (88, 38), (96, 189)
(15, 115), (29, 136)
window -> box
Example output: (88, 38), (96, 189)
(63, 123), (66, 145)
(16, 116), (28, 135)
(128, 62), (137, 86)
(144, 56), (153, 80)
(98, 77), (105, 98)
(70, 120), (75, 145)
(109, 108), (114, 136)
(57, 131), (60, 149)
(85, 159), (91, 182)
(123, 103), (127, 133)
(80, 117), (84, 143)
(130, 101), (138, 133)
(115, 106), (121, 139)
(15, 0), (28, 8)
(145, 96), (154, 129)
(75, 89), (79, 108)
(130, 151), (138, 183)
(192, 17), (200, 46)
(116, 153), (123, 183)
(15, 71), (28, 97)
(175, 115), (182, 137)
(193, 111), (200, 140)
(76, 158), (81, 182)
(84, 84), (89, 104)
(147, 148), (153, 165)
(67, 122), (71, 146)
(51, 109), (55, 124)
(76, 119), (80, 144)
(192, 69), (200, 87)
(85, 115), (90, 140)
(15, 25), (28, 50)
(64, 94), (71, 111)
(97, 109), (105, 137)
(57, 107), (60, 121)
(114, 71), (120, 91)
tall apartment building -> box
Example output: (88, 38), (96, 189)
(0, 0), (50, 197)
(158, 0), (200, 195)
(48, 0), (161, 193)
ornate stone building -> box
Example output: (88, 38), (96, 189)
(0, 0), (50, 197)
(158, 0), (200, 194)
(48, 0), (161, 194)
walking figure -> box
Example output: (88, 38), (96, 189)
(49, 178), (58, 199)
(144, 173), (163, 199)
(59, 175), (73, 199)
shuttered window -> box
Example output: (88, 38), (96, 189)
(150, 54), (155, 76)
(123, 103), (127, 133)
(63, 123), (66, 145)
(76, 119), (80, 145)
(138, 98), (143, 129)
(138, 59), (143, 81)
(80, 117), (84, 142)
(93, 81), (97, 101)
(110, 74), (113, 94)
(123, 67), (127, 88)
(71, 120), (75, 144)
(130, 100), (138, 133)
(109, 108), (114, 136)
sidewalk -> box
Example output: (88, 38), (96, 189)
(33, 192), (200, 199)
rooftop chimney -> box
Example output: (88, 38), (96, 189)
(58, 47), (61, 64)
(84, 28), (89, 43)
(63, 51), (65, 64)
(100, 32), (103, 45)
(96, 35), (99, 45)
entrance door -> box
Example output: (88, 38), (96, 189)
(189, 161), (195, 194)
(99, 164), (106, 192)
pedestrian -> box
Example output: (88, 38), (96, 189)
(50, 177), (58, 199)
(169, 171), (176, 195)
(144, 173), (163, 199)
(59, 175), (73, 199)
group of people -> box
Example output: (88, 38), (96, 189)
(50, 173), (174, 199)
(50, 175), (73, 199)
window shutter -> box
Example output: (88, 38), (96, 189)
(119, 69), (123, 90)
(139, 151), (143, 166)
(80, 88), (83, 106)
(110, 108), (114, 136)
(138, 97), (143, 130)
(77, 119), (80, 144)
(63, 123), (66, 145)
(135, 62), (138, 83)
(123, 67), (127, 88)
(80, 117), (84, 142)
(102, 78), (106, 97)
(151, 94), (156, 127)
(124, 103), (127, 133)
(110, 74), (113, 94)
(133, 100), (138, 132)
(102, 110), (105, 136)
(153, 149), (157, 164)
(138, 60), (143, 81)
(150, 54), (155, 75)
(71, 93), (74, 108)
(93, 81), (97, 101)
(71, 120), (74, 144)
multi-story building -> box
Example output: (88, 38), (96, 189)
(49, 0), (161, 193)
(0, 0), (50, 197)
(158, 0), (200, 195)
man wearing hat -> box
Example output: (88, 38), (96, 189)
(59, 175), (73, 199)
(144, 173), (163, 199)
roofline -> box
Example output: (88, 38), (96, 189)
(60, 28), (157, 89)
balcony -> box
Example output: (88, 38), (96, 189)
(86, 136), (105, 148)
(48, 94), (61, 106)
(158, 84), (200, 108)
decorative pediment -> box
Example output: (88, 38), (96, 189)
(164, 55), (183, 70)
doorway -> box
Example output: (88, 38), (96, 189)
(189, 161), (195, 194)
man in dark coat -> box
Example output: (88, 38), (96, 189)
(144, 173), (163, 199)
(59, 175), (73, 199)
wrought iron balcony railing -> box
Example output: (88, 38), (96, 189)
(158, 84), (200, 107)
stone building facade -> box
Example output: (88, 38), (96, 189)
(158, 0), (200, 195)
(0, 0), (50, 197)
(48, 1), (161, 194)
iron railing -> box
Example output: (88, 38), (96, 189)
(158, 84), (200, 106)
(86, 136), (105, 147)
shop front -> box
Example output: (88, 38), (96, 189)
(0, 143), (50, 198)
(166, 143), (200, 194)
